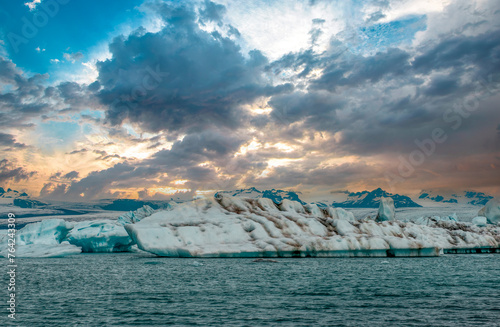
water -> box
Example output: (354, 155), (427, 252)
(2, 254), (499, 326)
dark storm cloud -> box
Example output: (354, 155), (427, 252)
(412, 30), (500, 76)
(0, 159), (36, 183)
(147, 128), (246, 178)
(0, 132), (27, 148)
(39, 183), (68, 198)
(423, 75), (460, 97)
(265, 26), (500, 155)
(57, 162), (160, 200)
(96, 1), (291, 135)
(0, 57), (18, 84)
(0, 57), (50, 127)
(268, 91), (345, 130)
(49, 170), (80, 180)
(63, 171), (79, 179)
(0, 57), (98, 129)
(310, 48), (412, 91)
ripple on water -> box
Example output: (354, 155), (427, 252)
(3, 255), (500, 326)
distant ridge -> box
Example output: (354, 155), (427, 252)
(215, 187), (305, 205)
(418, 190), (493, 206)
(0, 187), (48, 208)
(332, 188), (421, 208)
(0, 187), (29, 199)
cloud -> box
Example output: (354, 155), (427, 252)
(0, 133), (27, 149)
(269, 91), (345, 130)
(63, 52), (84, 63)
(96, 1), (291, 135)
(55, 162), (157, 200)
(24, 0), (42, 11)
(49, 170), (79, 180)
(199, 0), (227, 25)
(4, 0), (500, 199)
(39, 182), (67, 198)
(0, 159), (36, 183)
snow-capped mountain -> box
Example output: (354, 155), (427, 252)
(0, 187), (29, 198)
(215, 187), (305, 204)
(418, 190), (493, 206)
(332, 188), (421, 208)
(0, 187), (47, 208)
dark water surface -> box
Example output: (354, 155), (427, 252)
(2, 254), (499, 326)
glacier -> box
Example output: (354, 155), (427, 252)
(1, 195), (499, 258)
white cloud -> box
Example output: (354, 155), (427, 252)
(63, 52), (84, 63)
(24, 0), (42, 11)
(215, 0), (347, 60)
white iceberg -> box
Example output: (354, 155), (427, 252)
(124, 196), (500, 258)
(472, 216), (488, 227)
(0, 219), (81, 258)
(0, 213), (138, 257)
(376, 197), (395, 222)
(16, 219), (73, 245)
(414, 213), (458, 226)
(66, 220), (133, 252)
(478, 199), (500, 224)
(327, 207), (356, 222)
(117, 205), (157, 225)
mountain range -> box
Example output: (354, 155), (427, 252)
(331, 188), (422, 208)
(1, 186), (495, 211)
(215, 187), (305, 205)
(418, 190), (493, 206)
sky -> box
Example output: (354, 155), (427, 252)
(0, 0), (499, 202)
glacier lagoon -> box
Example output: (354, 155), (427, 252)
(2, 196), (499, 325)
(2, 253), (499, 326)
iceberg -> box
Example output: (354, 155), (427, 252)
(0, 219), (134, 257)
(478, 199), (500, 224)
(16, 219), (73, 245)
(124, 196), (500, 258)
(414, 213), (458, 226)
(327, 207), (356, 222)
(376, 197), (395, 222)
(472, 216), (488, 227)
(117, 205), (157, 225)
(0, 203), (162, 257)
(0, 219), (81, 258)
(66, 220), (134, 252)
(2, 196), (499, 258)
